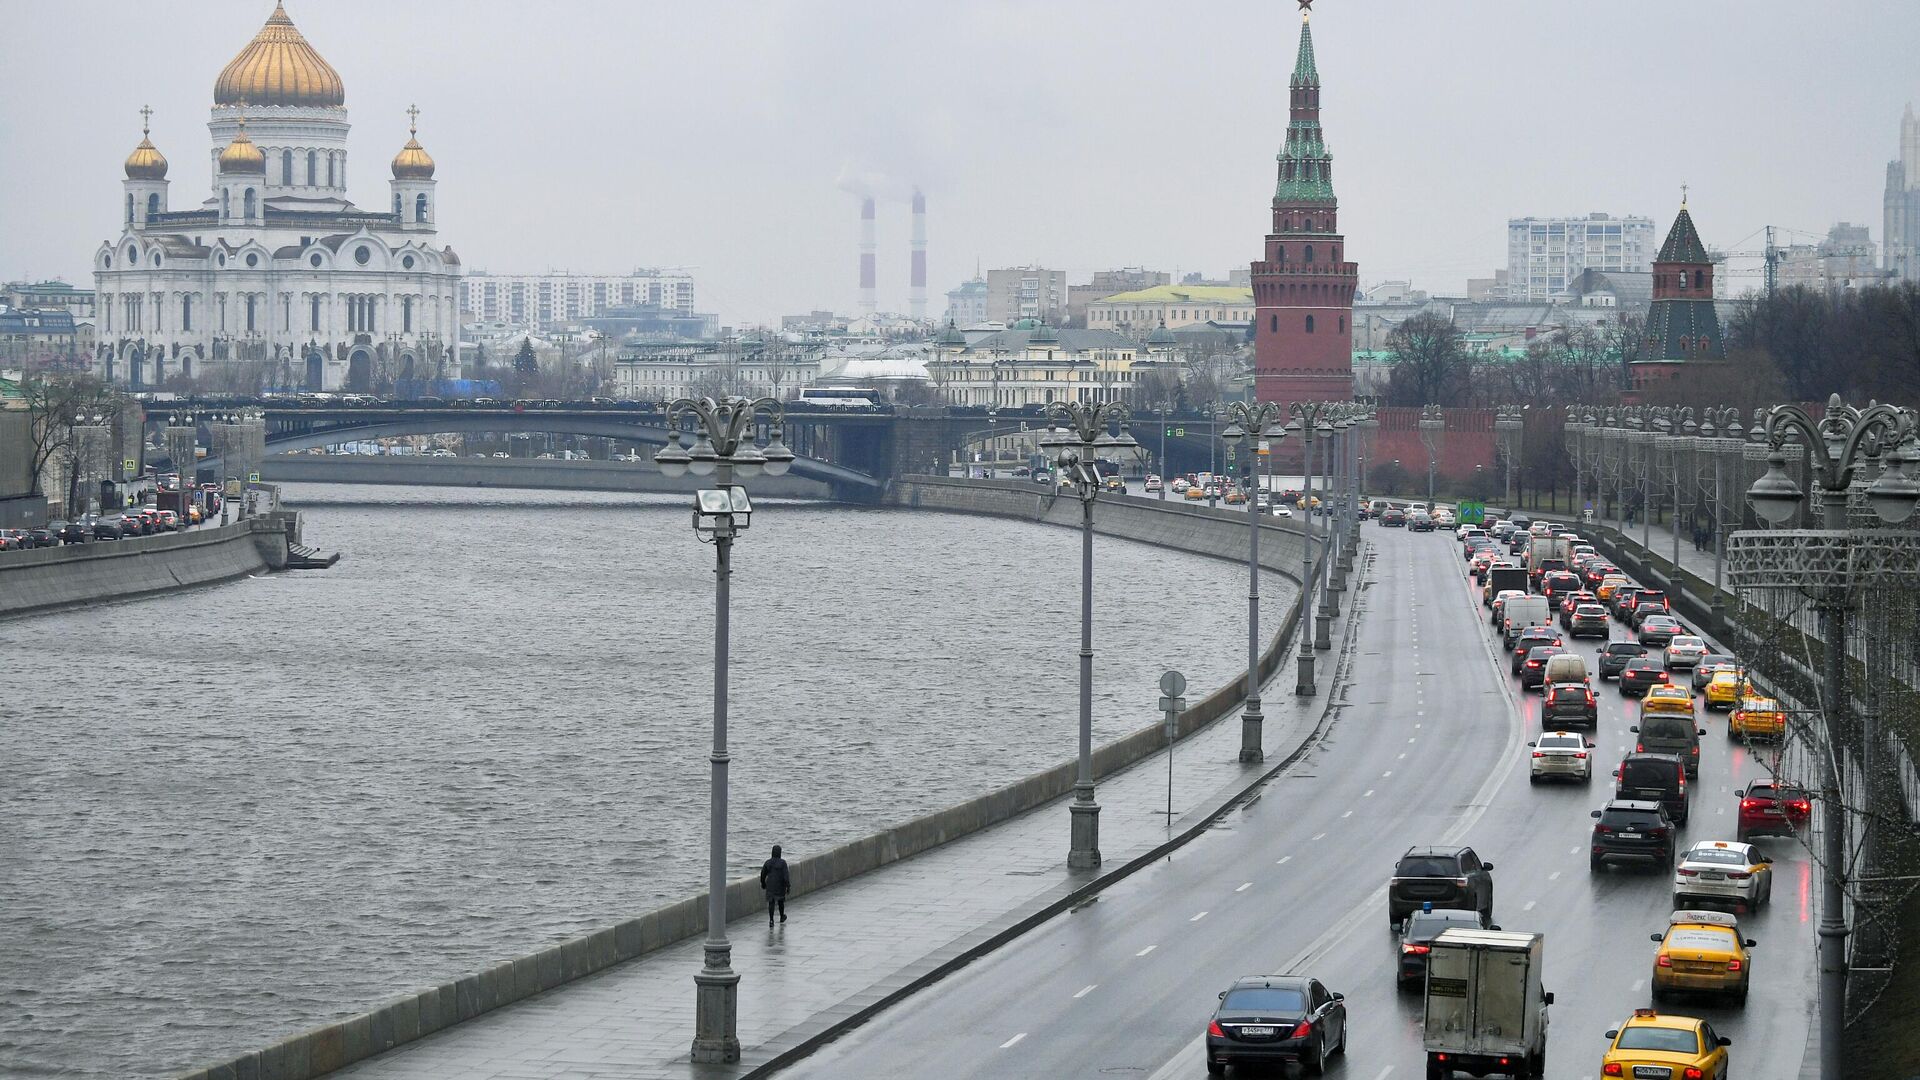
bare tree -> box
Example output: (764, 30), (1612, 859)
(24, 373), (117, 498)
(1384, 312), (1469, 406)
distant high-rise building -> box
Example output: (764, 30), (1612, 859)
(944, 276), (989, 326)
(1250, 7), (1356, 408)
(985, 266), (1068, 324)
(1506, 213), (1655, 301)
(1885, 103), (1920, 283)
(461, 270), (697, 332)
(1778, 223), (1891, 293)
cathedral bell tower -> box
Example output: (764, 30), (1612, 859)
(123, 106), (170, 229)
(389, 105), (437, 232)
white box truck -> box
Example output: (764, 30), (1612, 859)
(1500, 595), (1552, 648)
(1422, 928), (1551, 1080)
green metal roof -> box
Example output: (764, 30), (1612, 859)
(1657, 206), (1709, 264)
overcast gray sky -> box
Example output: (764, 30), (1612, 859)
(2, 1), (1913, 325)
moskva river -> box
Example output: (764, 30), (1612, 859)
(0, 484), (1295, 1077)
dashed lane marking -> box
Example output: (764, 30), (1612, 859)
(1074, 984), (1098, 999)
(1364, 789), (1375, 798)
(1000, 1033), (1027, 1049)
(1191, 911), (1209, 922)
(1631, 979), (1645, 992)
(1277, 856), (1293, 865)
(1311, 833), (1326, 841)
(1136, 945), (1157, 956)
(1524, 900), (1537, 911)
(1341, 810), (1354, 818)
(1549, 871), (1561, 881)
(1237, 882), (1253, 892)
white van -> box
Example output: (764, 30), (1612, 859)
(1542, 653), (1589, 688)
(1501, 596), (1552, 646)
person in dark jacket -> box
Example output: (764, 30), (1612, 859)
(760, 845), (790, 925)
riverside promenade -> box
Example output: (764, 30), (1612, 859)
(191, 508), (1363, 1080)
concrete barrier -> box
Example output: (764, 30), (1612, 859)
(0, 517), (291, 620)
(176, 477), (1327, 1080)
(260, 453), (834, 499)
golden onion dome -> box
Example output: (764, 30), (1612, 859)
(124, 108), (168, 180)
(213, 3), (344, 109)
(218, 120), (267, 173)
(391, 107), (435, 179)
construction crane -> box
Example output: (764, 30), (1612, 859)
(1714, 225), (1826, 297)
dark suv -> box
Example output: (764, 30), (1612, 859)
(1518, 645), (1567, 688)
(1543, 682), (1598, 728)
(1614, 752), (1690, 824)
(1589, 799), (1677, 871)
(1598, 641), (1649, 680)
(1387, 846), (1494, 927)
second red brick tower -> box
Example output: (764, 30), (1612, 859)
(1252, 8), (1357, 408)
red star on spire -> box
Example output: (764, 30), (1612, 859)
(1298, 0), (1313, 10)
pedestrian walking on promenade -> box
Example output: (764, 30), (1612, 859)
(761, 845), (790, 926)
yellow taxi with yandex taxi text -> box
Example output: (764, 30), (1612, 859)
(1596, 575), (1633, 601)
(1642, 684), (1695, 716)
(1650, 910), (1755, 1005)
(1703, 669), (1752, 711)
(1602, 1009), (1732, 1080)
(1728, 697), (1785, 742)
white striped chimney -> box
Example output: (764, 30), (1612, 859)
(910, 188), (927, 320)
(860, 196), (878, 314)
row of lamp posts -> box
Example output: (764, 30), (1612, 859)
(652, 393), (1379, 1062)
(1566, 395), (1920, 1080)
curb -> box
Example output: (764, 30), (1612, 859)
(736, 539), (1370, 1078)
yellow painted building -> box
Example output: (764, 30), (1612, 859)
(1086, 285), (1255, 336)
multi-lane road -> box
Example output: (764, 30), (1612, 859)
(773, 523), (1816, 1080)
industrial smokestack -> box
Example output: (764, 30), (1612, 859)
(910, 188), (927, 320)
(860, 196), (878, 315)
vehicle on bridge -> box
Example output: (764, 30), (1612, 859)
(797, 386), (884, 407)
(1421, 928), (1550, 1080)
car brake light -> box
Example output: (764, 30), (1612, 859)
(1793, 800), (1811, 812)
(1727, 871), (1750, 880)
(1636, 743), (1645, 752)
(1531, 751), (1545, 758)
(1684, 1069), (1705, 1080)
(1650, 828), (1668, 837)
(1587, 691), (1597, 705)
(1741, 798), (1759, 810)
(1676, 868), (1697, 876)
(1656, 954), (1672, 967)
(1726, 959), (1743, 972)
(1691, 746), (1700, 756)
(1575, 751), (1588, 759)
(1604, 1065), (1623, 1077)
(1595, 825), (1612, 835)
(1402, 944), (1431, 955)
(1290, 1019), (1313, 1039)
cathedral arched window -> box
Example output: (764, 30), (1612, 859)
(1694, 270), (1704, 290)
(307, 150), (317, 186)
(394, 194), (402, 215)
(246, 295), (258, 333)
(282, 149), (293, 184)
(1304, 245), (1315, 264)
(126, 193), (134, 224)
(243, 189), (256, 219)
(1277, 247), (1286, 266)
(147, 193), (159, 219)
(403, 297), (414, 333)
(1270, 315), (1279, 334)
(181, 295), (193, 332)
(1332, 246), (1339, 263)
(311, 295), (322, 332)
(1306, 315), (1316, 333)
(326, 153), (336, 188)
(1338, 315), (1345, 333)
(221, 190), (231, 219)
(416, 194), (429, 222)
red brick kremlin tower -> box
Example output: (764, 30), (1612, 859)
(1251, 3), (1358, 408)
(1627, 196), (1727, 397)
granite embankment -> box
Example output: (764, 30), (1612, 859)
(178, 477), (1328, 1080)
(0, 515), (297, 619)
(259, 454), (833, 498)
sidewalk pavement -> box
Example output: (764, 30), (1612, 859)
(328, 601), (1356, 1080)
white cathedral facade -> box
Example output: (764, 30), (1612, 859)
(93, 3), (462, 393)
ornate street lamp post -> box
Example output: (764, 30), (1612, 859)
(1040, 401), (1144, 869)
(653, 396), (795, 1065)
(1288, 401), (1336, 692)
(1220, 400), (1288, 763)
(1418, 404), (1444, 509)
(1740, 395), (1919, 1080)
(1494, 406), (1524, 508)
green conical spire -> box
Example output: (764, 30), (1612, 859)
(1275, 14), (1334, 204)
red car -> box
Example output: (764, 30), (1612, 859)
(1737, 781), (1811, 841)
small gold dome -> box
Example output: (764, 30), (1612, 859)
(218, 120), (267, 173)
(125, 108), (168, 180)
(214, 3), (344, 109)
(391, 107), (435, 179)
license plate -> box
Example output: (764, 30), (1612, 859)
(1239, 1026), (1275, 1037)
(1762, 809), (1782, 815)
(1701, 873), (1724, 880)
(1619, 832), (1643, 839)
(1635, 1067), (1672, 1079)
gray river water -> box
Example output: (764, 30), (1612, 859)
(0, 484), (1294, 1078)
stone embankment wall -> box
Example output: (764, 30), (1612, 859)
(177, 478), (1328, 1080)
(0, 516), (293, 619)
(261, 454), (833, 499)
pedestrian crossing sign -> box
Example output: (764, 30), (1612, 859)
(123, 458), (136, 474)
(248, 472), (260, 483)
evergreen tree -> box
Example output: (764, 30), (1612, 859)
(513, 337), (538, 375)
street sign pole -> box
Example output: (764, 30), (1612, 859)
(1159, 670), (1187, 823)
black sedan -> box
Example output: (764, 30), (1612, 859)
(1380, 509), (1407, 527)
(1542, 681), (1599, 727)
(1397, 908), (1489, 987)
(91, 519), (125, 541)
(1510, 630), (1563, 671)
(1206, 975), (1347, 1076)
(1519, 645), (1568, 689)
(1636, 615), (1682, 647)
(58, 521), (93, 545)
(1598, 641), (1649, 680)
(1692, 655), (1738, 690)
(1619, 656), (1669, 697)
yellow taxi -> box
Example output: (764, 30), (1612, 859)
(1602, 1009), (1732, 1080)
(1728, 697), (1785, 742)
(1650, 910), (1754, 1004)
(1703, 669), (1752, 711)
(1642, 684), (1696, 717)
(1184, 485), (1207, 501)
(1596, 575), (1633, 602)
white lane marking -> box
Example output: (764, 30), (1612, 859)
(1408, 737), (1417, 743)
(1631, 979), (1645, 992)
(1382, 770), (1393, 778)
(1549, 871), (1561, 881)
(1341, 810), (1354, 818)
(1417, 710), (1426, 717)
(1523, 900), (1537, 911)
(1136, 945), (1157, 956)
(1311, 833), (1327, 841)
(1364, 789), (1375, 798)
(1374, 1068), (1395, 1080)
(1718, 806), (1726, 815)
(1074, 984), (1098, 999)
(1571, 846), (1581, 855)
(1237, 882), (1253, 893)
(1001, 1033), (1027, 1049)
(1277, 856), (1292, 865)
(1415, 722), (1423, 728)
(1191, 910), (1209, 922)
(1397, 753), (1407, 760)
